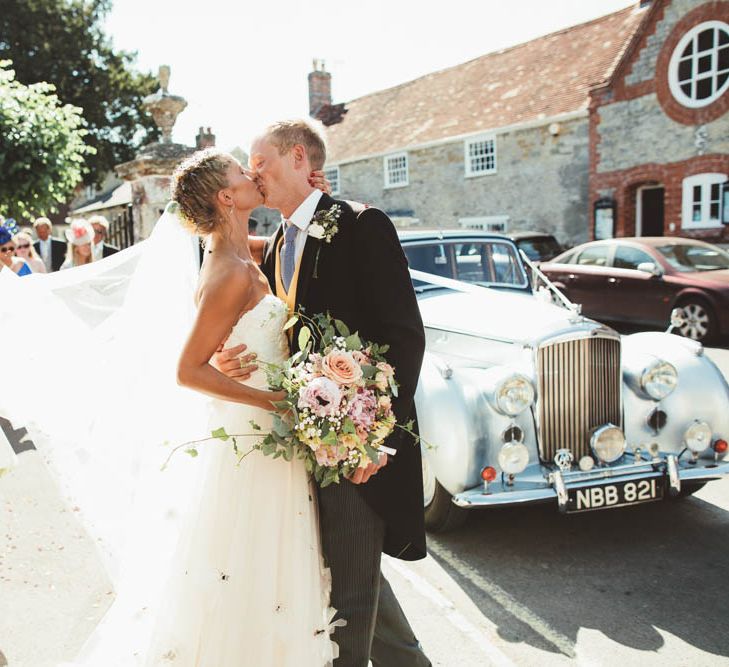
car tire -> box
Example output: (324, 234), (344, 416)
(675, 297), (717, 343)
(423, 455), (467, 532)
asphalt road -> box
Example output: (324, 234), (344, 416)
(2, 346), (729, 666)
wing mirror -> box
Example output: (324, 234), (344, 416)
(637, 261), (662, 277)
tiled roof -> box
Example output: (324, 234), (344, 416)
(325, 4), (646, 164)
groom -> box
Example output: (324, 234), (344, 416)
(223, 119), (430, 666)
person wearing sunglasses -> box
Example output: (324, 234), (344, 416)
(13, 231), (46, 274)
(0, 227), (31, 276)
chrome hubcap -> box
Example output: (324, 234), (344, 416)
(422, 455), (436, 507)
(678, 303), (710, 340)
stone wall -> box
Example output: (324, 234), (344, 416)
(596, 92), (729, 173)
(335, 116), (591, 245)
(625, 0), (704, 85)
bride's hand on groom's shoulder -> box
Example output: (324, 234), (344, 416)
(309, 170), (332, 195)
(212, 342), (258, 381)
(347, 453), (388, 485)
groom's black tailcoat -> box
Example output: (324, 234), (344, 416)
(261, 193), (427, 561)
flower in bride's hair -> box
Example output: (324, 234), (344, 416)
(321, 350), (363, 386)
(298, 377), (342, 418)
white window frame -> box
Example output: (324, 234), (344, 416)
(464, 134), (497, 177)
(324, 166), (340, 196)
(458, 215), (509, 233)
(682, 173), (728, 229)
(668, 20), (729, 109)
(384, 152), (409, 189)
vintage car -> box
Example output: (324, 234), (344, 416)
(399, 231), (729, 532)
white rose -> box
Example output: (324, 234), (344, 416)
(308, 223), (325, 239)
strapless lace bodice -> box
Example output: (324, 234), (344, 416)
(225, 294), (290, 390)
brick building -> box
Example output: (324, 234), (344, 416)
(311, 0), (728, 245)
(590, 0), (729, 242)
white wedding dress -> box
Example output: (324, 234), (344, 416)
(0, 208), (337, 666)
(73, 295), (337, 667)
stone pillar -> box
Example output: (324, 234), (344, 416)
(308, 59), (332, 118)
(115, 66), (196, 240)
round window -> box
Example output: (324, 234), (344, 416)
(668, 20), (729, 108)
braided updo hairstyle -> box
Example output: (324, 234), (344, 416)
(171, 148), (235, 235)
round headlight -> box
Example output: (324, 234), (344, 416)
(498, 441), (530, 474)
(641, 361), (678, 400)
(590, 424), (626, 463)
(683, 420), (712, 453)
(495, 375), (535, 416)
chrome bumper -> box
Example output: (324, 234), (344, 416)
(452, 454), (729, 510)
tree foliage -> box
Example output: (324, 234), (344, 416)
(0, 0), (160, 185)
(0, 61), (94, 217)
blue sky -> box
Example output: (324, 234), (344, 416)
(105, 0), (637, 151)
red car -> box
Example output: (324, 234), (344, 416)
(540, 237), (729, 343)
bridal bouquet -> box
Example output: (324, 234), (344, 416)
(201, 313), (413, 487)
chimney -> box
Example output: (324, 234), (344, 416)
(196, 126), (216, 149)
(308, 59), (332, 118)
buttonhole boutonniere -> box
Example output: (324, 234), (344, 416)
(310, 204), (341, 278)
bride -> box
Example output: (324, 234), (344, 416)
(0, 150), (338, 665)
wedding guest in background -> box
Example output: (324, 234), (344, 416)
(60, 219), (95, 270)
(33, 217), (66, 272)
(0, 226), (31, 275)
(13, 231), (46, 274)
(88, 214), (119, 260)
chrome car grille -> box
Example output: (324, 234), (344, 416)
(537, 336), (622, 463)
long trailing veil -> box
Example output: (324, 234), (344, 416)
(0, 203), (215, 657)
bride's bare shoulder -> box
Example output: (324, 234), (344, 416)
(196, 257), (253, 312)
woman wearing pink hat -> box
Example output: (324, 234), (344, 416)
(60, 218), (95, 270)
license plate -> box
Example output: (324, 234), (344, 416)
(567, 477), (664, 513)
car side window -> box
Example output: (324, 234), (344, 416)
(613, 246), (656, 270)
(403, 244), (454, 278)
(454, 242), (489, 283)
(575, 245), (610, 267)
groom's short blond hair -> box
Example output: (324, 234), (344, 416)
(265, 119), (327, 171)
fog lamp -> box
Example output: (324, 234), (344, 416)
(683, 420), (712, 453)
(641, 361), (678, 401)
(590, 424), (626, 464)
(578, 456), (595, 472)
(494, 375), (535, 417)
(497, 441), (529, 475)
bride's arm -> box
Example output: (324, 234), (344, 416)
(177, 271), (285, 411)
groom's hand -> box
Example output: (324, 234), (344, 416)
(213, 343), (258, 380)
(348, 453), (388, 485)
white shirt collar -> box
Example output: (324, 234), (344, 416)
(286, 190), (323, 232)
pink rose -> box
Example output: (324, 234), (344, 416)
(352, 350), (370, 365)
(321, 350), (363, 386)
(298, 377), (342, 418)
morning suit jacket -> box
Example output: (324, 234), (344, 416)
(261, 193), (427, 561)
(101, 243), (120, 258)
(34, 238), (66, 272)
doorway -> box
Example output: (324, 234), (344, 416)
(636, 185), (665, 236)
